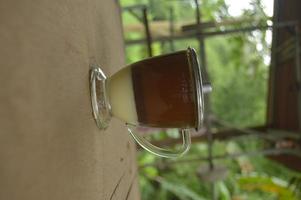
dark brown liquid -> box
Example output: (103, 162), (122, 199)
(131, 51), (197, 128)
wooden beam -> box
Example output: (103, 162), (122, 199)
(125, 21), (297, 46)
(181, 18), (269, 32)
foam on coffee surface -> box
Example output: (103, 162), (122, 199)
(108, 67), (138, 125)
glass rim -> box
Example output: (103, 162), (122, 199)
(186, 47), (204, 131)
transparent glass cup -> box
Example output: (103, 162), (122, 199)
(89, 47), (211, 158)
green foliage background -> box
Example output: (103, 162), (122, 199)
(119, 0), (301, 199)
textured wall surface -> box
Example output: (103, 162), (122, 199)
(0, 0), (140, 199)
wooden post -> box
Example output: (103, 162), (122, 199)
(142, 7), (153, 57)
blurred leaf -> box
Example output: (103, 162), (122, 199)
(237, 175), (298, 200)
(138, 151), (156, 165)
(143, 167), (158, 178)
(158, 177), (207, 200)
(216, 181), (231, 200)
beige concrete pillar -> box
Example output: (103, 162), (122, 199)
(0, 0), (140, 199)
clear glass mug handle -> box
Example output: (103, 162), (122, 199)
(126, 124), (191, 158)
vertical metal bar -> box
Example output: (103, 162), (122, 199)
(194, 0), (207, 73)
(194, 0), (201, 25)
(142, 7), (153, 57)
(267, 0), (280, 127)
(169, 7), (175, 52)
(193, 0), (212, 169)
(294, 25), (301, 131)
(194, 0), (215, 199)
